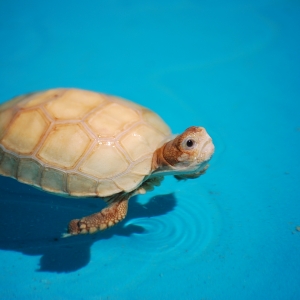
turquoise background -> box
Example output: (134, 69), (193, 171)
(0, 0), (299, 299)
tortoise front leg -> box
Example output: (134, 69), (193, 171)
(67, 197), (129, 235)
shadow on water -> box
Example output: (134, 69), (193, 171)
(0, 176), (177, 273)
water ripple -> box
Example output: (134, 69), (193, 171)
(125, 187), (221, 263)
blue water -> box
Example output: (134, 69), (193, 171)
(1, 0), (300, 299)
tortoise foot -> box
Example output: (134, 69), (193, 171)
(66, 198), (129, 235)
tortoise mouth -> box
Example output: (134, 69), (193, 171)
(196, 138), (215, 164)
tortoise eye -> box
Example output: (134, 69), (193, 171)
(186, 139), (194, 148)
(181, 137), (196, 150)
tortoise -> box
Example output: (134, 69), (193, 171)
(0, 88), (215, 236)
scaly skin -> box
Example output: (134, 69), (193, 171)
(67, 197), (129, 235)
(66, 177), (163, 236)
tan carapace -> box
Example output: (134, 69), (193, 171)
(0, 88), (215, 236)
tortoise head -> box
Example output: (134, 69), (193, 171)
(152, 126), (215, 179)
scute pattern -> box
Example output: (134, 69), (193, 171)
(41, 167), (67, 193)
(142, 109), (171, 136)
(0, 88), (171, 197)
(86, 103), (139, 137)
(1, 109), (50, 155)
(79, 143), (129, 178)
(113, 172), (145, 192)
(0, 108), (17, 140)
(0, 152), (19, 177)
(67, 173), (98, 196)
(37, 124), (92, 169)
(45, 89), (106, 120)
(96, 180), (122, 197)
(120, 124), (166, 161)
(130, 157), (152, 175)
(17, 158), (42, 186)
(23, 90), (63, 108)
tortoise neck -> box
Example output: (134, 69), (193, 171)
(151, 142), (174, 172)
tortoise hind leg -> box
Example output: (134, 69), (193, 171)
(66, 197), (129, 236)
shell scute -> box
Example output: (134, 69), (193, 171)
(0, 108), (18, 140)
(67, 173), (98, 196)
(142, 109), (171, 136)
(130, 157), (152, 175)
(1, 109), (50, 155)
(17, 158), (43, 186)
(120, 124), (166, 161)
(23, 90), (65, 108)
(0, 152), (19, 178)
(113, 172), (145, 192)
(44, 89), (106, 120)
(79, 143), (129, 179)
(85, 102), (140, 137)
(0, 94), (28, 111)
(37, 123), (92, 169)
(96, 180), (122, 197)
(41, 167), (67, 193)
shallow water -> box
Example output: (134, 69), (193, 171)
(0, 0), (300, 299)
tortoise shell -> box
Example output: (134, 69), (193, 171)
(0, 88), (171, 197)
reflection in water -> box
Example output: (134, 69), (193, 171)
(0, 176), (177, 272)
